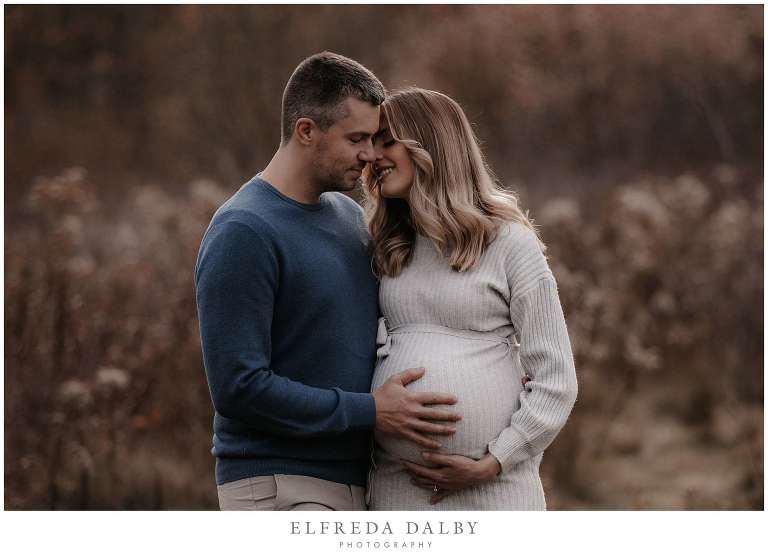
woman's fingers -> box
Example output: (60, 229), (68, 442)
(401, 459), (443, 481)
(410, 477), (435, 489)
(420, 451), (458, 464)
(430, 489), (454, 504)
(408, 475), (458, 490)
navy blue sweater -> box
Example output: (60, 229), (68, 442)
(194, 176), (379, 486)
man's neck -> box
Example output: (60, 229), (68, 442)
(261, 145), (321, 204)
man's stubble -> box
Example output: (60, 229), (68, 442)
(311, 140), (357, 195)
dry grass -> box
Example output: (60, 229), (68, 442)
(4, 4), (763, 510)
(4, 165), (762, 509)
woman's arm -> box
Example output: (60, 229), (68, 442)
(487, 275), (579, 473)
(402, 276), (578, 502)
(401, 224), (578, 502)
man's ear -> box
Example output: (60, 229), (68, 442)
(294, 118), (316, 146)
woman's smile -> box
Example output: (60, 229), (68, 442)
(377, 166), (395, 180)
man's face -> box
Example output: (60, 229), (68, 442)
(311, 97), (381, 193)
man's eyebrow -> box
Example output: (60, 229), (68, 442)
(345, 131), (372, 138)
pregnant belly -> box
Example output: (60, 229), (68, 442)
(371, 330), (523, 465)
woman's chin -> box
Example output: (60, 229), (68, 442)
(380, 184), (409, 200)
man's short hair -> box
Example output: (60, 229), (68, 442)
(281, 52), (386, 144)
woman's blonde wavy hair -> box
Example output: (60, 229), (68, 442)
(362, 87), (545, 278)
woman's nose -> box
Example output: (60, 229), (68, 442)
(360, 140), (381, 162)
(372, 140), (385, 160)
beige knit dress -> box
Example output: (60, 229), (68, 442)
(367, 222), (578, 511)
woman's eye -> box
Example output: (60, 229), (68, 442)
(384, 140), (396, 147)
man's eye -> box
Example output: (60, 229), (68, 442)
(350, 137), (363, 144)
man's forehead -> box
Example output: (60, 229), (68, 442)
(335, 97), (380, 132)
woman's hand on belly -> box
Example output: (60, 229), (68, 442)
(401, 452), (502, 505)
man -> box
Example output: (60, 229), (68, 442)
(195, 52), (460, 511)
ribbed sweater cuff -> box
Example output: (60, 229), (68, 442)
(343, 391), (377, 431)
(487, 425), (533, 474)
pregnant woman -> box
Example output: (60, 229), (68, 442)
(362, 88), (578, 510)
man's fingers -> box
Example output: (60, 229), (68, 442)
(402, 430), (441, 449)
(415, 406), (462, 422)
(395, 367), (426, 386)
(409, 419), (456, 436)
(413, 392), (458, 406)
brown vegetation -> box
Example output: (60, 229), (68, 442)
(4, 5), (763, 509)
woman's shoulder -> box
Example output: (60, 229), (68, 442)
(491, 220), (553, 294)
(492, 220), (543, 257)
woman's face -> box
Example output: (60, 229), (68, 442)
(372, 117), (414, 200)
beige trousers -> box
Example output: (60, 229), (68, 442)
(217, 474), (367, 511)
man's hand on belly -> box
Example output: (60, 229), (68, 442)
(372, 367), (462, 449)
(401, 452), (502, 505)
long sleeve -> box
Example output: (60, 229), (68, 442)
(487, 228), (578, 473)
(194, 219), (376, 437)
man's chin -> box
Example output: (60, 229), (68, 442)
(316, 174), (360, 193)
(339, 176), (361, 191)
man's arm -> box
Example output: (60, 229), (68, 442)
(195, 219), (376, 436)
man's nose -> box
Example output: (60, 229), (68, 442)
(359, 139), (380, 163)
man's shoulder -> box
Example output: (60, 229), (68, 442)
(209, 210), (272, 237)
(209, 180), (277, 232)
(324, 192), (365, 217)
(195, 190), (279, 282)
(201, 209), (276, 259)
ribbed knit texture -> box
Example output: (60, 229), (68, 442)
(367, 221), (578, 510)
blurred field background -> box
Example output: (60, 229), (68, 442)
(4, 5), (763, 509)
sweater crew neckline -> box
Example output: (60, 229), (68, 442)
(253, 175), (327, 211)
